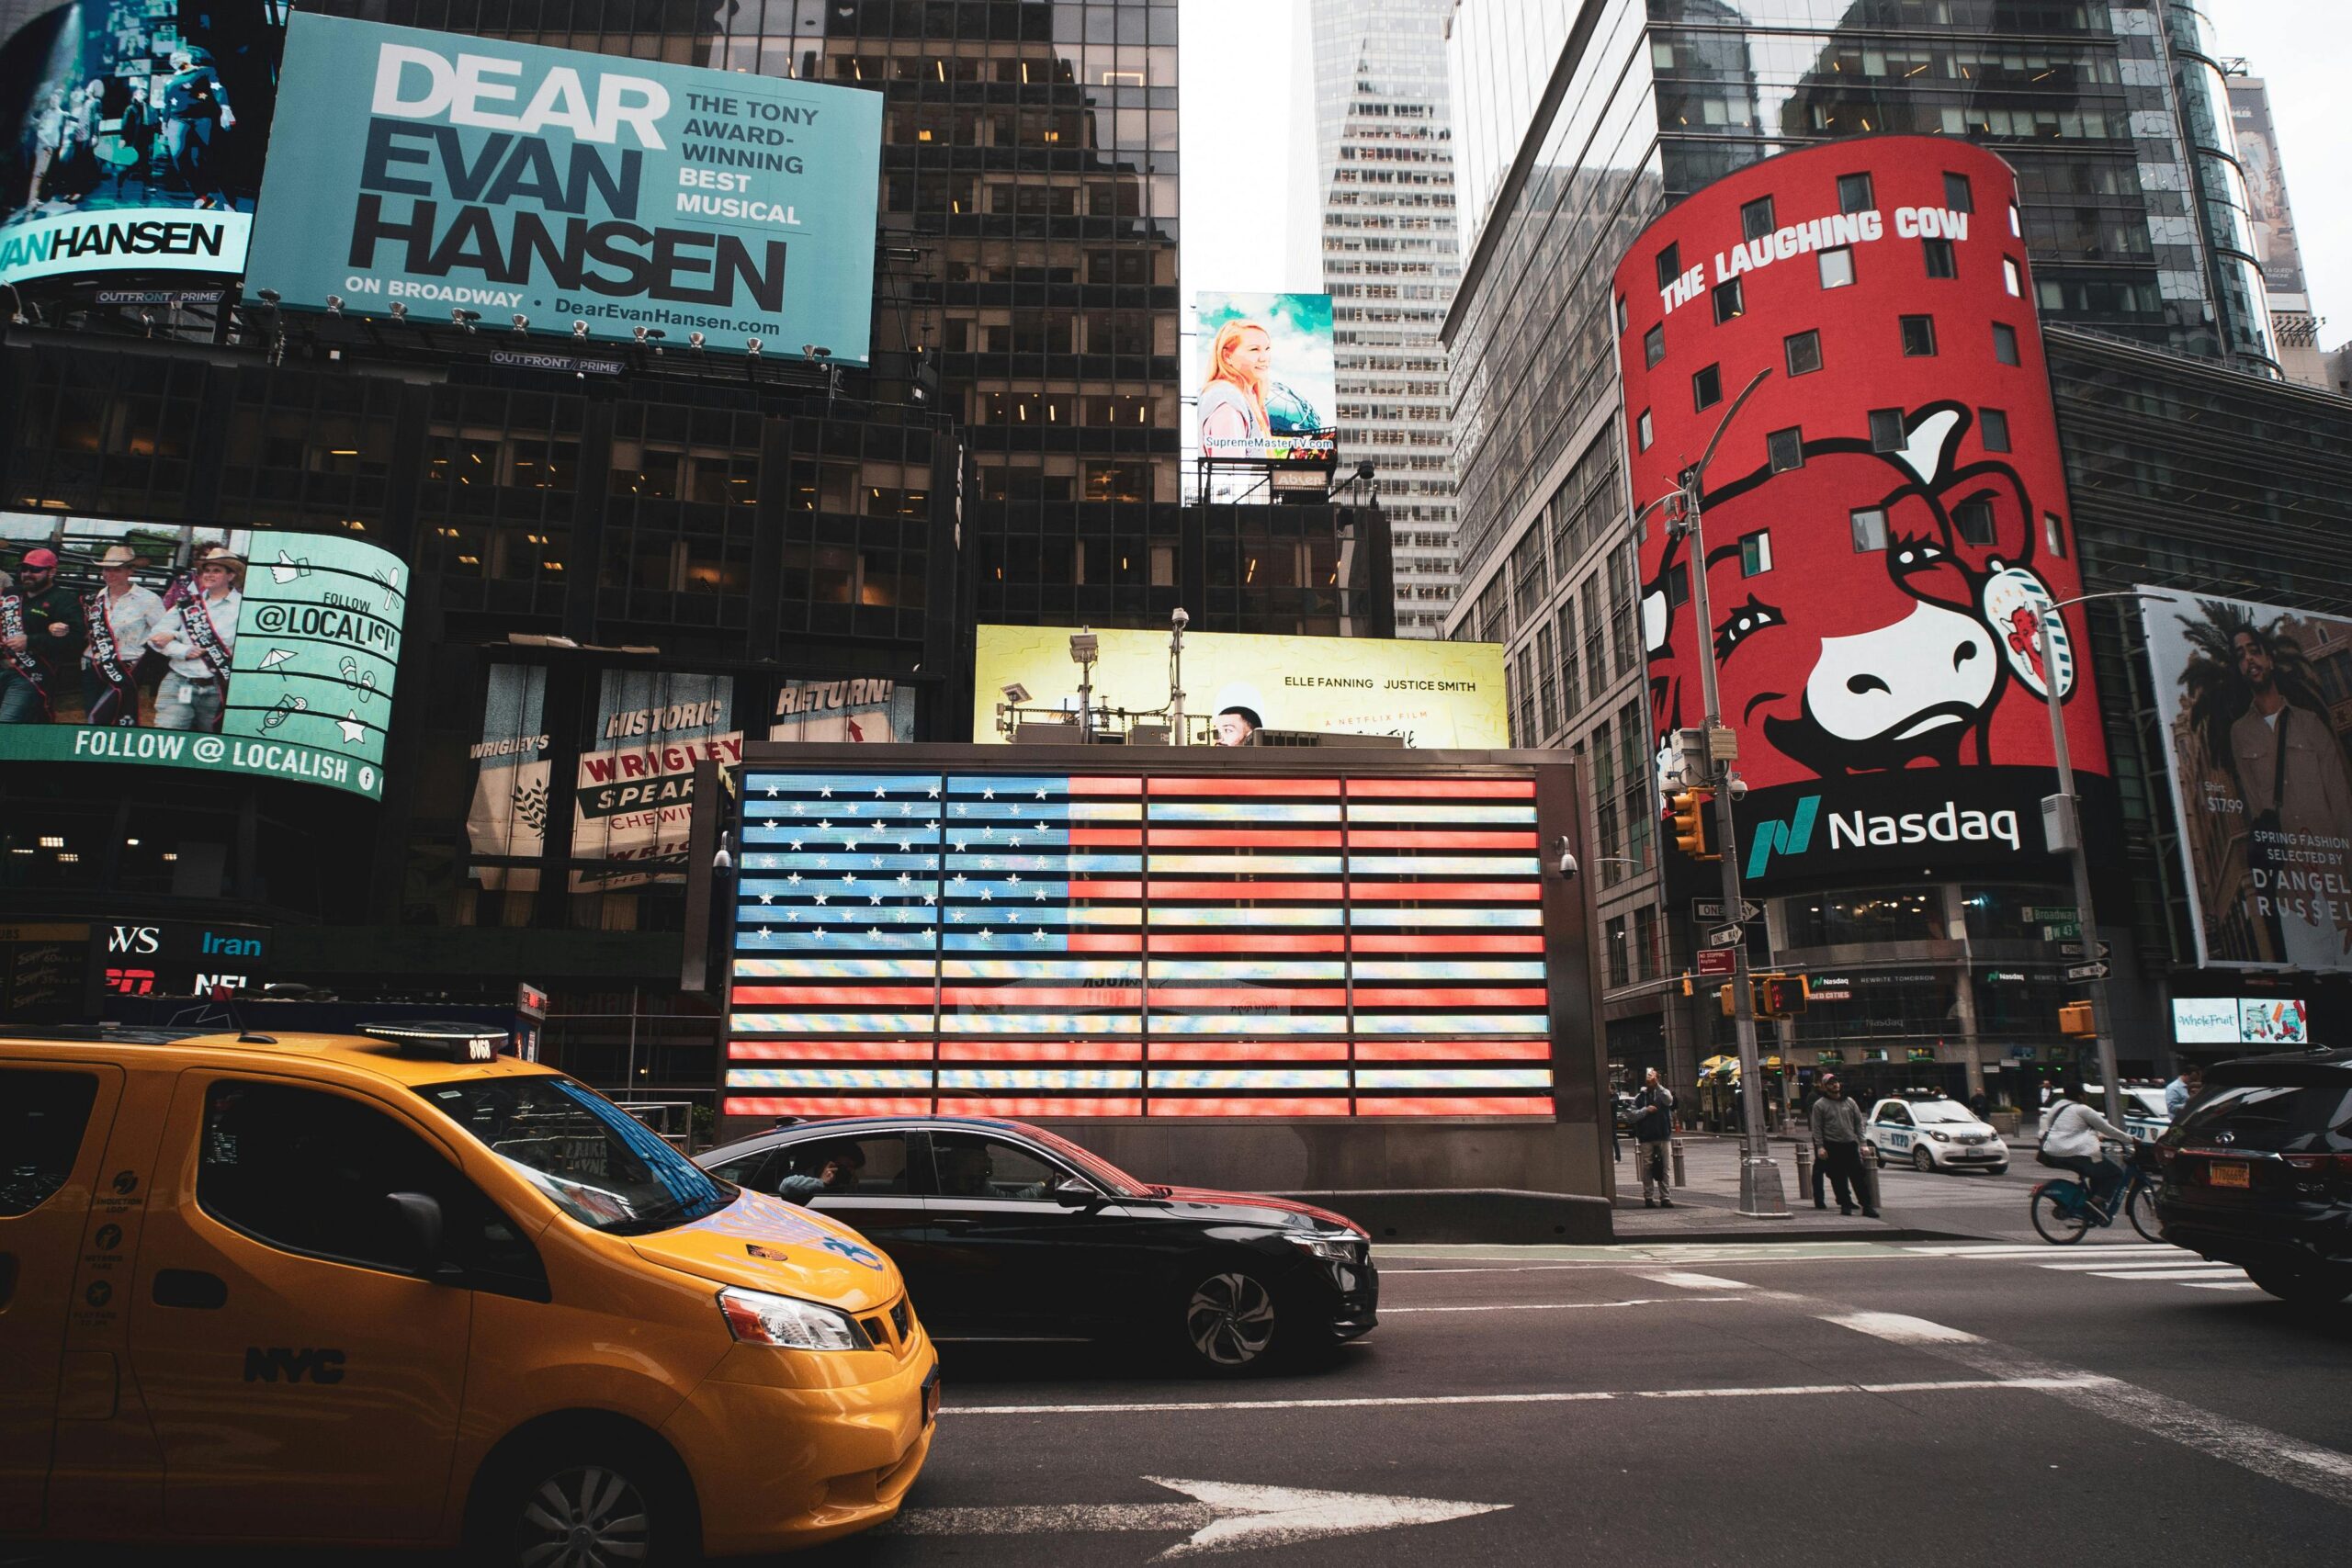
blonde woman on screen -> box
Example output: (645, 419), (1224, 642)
(1198, 320), (1272, 450)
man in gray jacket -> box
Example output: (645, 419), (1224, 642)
(1808, 1074), (1875, 1217)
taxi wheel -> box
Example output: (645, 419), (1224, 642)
(2246, 1265), (2352, 1306)
(476, 1430), (696, 1568)
(1177, 1266), (1283, 1375)
(1912, 1146), (1936, 1174)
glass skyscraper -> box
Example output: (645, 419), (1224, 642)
(1310, 0), (1464, 637)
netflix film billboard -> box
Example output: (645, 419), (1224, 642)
(1613, 137), (2109, 890)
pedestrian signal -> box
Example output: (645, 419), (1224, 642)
(1757, 974), (1809, 1019)
(1669, 789), (1717, 860)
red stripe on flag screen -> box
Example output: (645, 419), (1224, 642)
(722, 767), (1555, 1119)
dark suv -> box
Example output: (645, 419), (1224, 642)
(2155, 1048), (2352, 1305)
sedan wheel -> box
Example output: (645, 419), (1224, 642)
(1182, 1269), (1279, 1371)
(1913, 1145), (1936, 1174)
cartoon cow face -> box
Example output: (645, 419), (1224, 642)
(1644, 402), (2074, 791)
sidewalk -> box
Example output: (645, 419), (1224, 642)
(1611, 1132), (1962, 1243)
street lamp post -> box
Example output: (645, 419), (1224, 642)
(1636, 367), (1788, 1219)
(2035, 588), (2176, 1127)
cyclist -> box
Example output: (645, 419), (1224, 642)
(2038, 1084), (2132, 1217)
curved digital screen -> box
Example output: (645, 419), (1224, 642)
(0, 0), (288, 288)
(1, 514), (405, 799)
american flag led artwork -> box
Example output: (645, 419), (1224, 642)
(723, 768), (1554, 1119)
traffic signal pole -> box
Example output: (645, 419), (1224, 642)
(1657, 367), (1788, 1220)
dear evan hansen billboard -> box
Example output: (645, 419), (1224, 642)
(1614, 138), (2113, 891)
(247, 16), (881, 358)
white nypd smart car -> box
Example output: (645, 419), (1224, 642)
(1863, 1096), (2009, 1175)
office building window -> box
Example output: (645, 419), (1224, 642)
(1644, 322), (1665, 368)
(2044, 512), (2068, 558)
(2004, 257), (2024, 297)
(1636, 409), (1653, 451)
(1741, 196), (1776, 241)
(1819, 247), (1855, 288)
(1851, 507), (1887, 552)
(1784, 330), (1822, 376)
(1868, 408), (1905, 452)
(1980, 408), (2010, 452)
(1838, 173), (1873, 213)
(1900, 315), (1937, 356)
(1993, 322), (2021, 365)
(1923, 238), (1957, 278)
(1712, 278), (1743, 324)
(1766, 427), (1804, 472)
(1740, 532), (1773, 576)
(1943, 172), (1973, 212)
(1614, 294), (1628, 333)
(1655, 242), (1681, 290)
(1692, 363), (1723, 411)
(1954, 499), (1996, 546)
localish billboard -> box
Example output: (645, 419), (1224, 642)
(0, 0), (287, 288)
(1, 515), (405, 799)
(1613, 138), (2109, 890)
(247, 15), (883, 358)
(971, 624), (1508, 749)
(1193, 291), (1338, 466)
(2143, 592), (2352, 971)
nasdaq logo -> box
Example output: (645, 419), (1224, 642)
(1745, 795), (1821, 879)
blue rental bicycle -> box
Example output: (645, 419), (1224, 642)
(2030, 1140), (2164, 1245)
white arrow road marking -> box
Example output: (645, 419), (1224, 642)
(1639, 1270), (1756, 1290)
(889, 1476), (1508, 1559)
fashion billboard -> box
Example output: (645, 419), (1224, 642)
(2143, 592), (2352, 971)
(2227, 79), (2308, 298)
(0, 0), (287, 288)
(1193, 291), (1338, 466)
(1, 514), (405, 799)
(971, 624), (1508, 749)
(1613, 138), (2109, 890)
(247, 15), (883, 358)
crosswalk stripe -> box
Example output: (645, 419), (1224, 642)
(2036, 1258), (2211, 1271)
(2088, 1268), (2248, 1281)
(1905, 1244), (2176, 1258)
(2185, 1281), (2264, 1292)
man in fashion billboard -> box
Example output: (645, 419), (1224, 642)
(2146, 592), (2352, 970)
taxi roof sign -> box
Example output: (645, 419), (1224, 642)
(360, 1021), (503, 1063)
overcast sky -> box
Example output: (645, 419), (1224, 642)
(1182, 0), (2352, 349)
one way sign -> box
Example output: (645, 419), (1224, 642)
(2065, 961), (2109, 982)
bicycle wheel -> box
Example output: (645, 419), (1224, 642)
(2126, 1181), (2164, 1244)
(2030, 1182), (2089, 1245)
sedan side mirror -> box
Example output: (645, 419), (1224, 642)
(1052, 1179), (1100, 1207)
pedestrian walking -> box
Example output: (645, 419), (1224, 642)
(1629, 1067), (1676, 1208)
(1808, 1073), (1875, 1217)
(2164, 1063), (2203, 1119)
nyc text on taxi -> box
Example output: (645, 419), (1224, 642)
(1, 1022), (938, 1564)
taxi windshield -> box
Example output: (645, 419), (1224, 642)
(1911, 1102), (1977, 1124)
(417, 1076), (733, 1235)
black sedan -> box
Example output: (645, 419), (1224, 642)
(695, 1116), (1378, 1371)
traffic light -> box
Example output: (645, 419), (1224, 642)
(1721, 974), (1810, 1018)
(1757, 974), (1810, 1019)
(1669, 788), (1718, 860)
(2058, 1001), (2096, 1037)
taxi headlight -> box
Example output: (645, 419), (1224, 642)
(1285, 1229), (1368, 1266)
(718, 1286), (871, 1351)
(1926, 1130), (1951, 1143)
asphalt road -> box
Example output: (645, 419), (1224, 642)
(16, 1168), (2351, 1567)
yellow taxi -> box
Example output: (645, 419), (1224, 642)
(0, 1021), (937, 1563)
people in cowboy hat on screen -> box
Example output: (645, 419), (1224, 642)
(1, 547), (85, 724)
(146, 549), (242, 732)
(83, 545), (164, 725)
